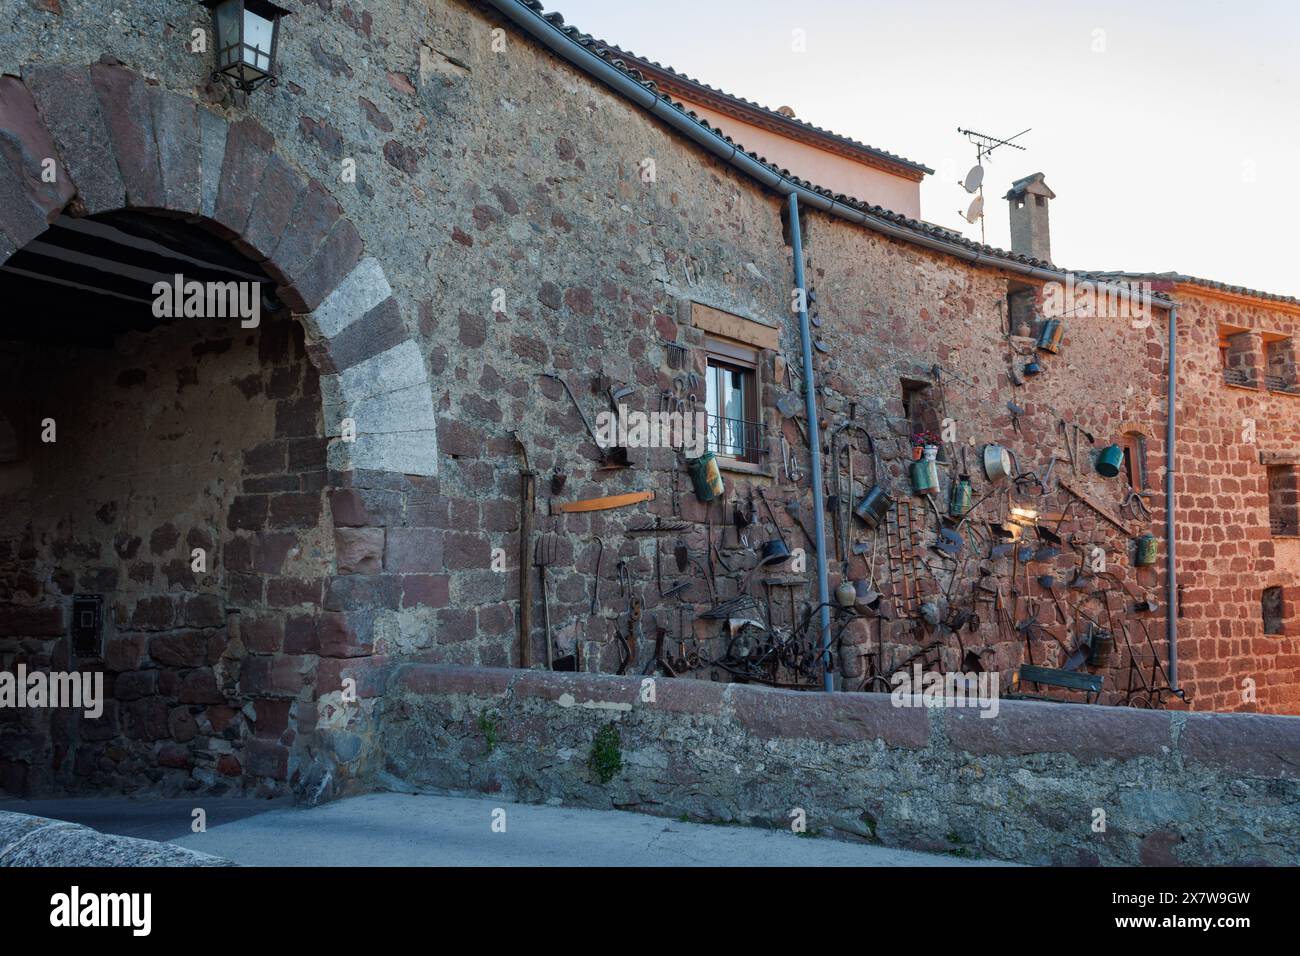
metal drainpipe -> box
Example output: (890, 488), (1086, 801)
(787, 193), (833, 692)
(1166, 305), (1180, 691)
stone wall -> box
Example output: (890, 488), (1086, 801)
(1164, 288), (1300, 713)
(2, 0), (1299, 803)
(379, 664), (1300, 866)
(0, 313), (337, 796)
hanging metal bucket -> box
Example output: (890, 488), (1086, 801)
(1096, 444), (1124, 478)
(854, 579), (882, 610)
(852, 434), (894, 528)
(1036, 318), (1066, 354)
(1134, 533), (1159, 566)
(759, 537), (790, 567)
(910, 458), (939, 496)
(687, 451), (725, 501)
(1087, 628), (1115, 667)
(949, 474), (974, 518)
(854, 485), (894, 528)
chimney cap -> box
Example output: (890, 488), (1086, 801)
(1003, 172), (1055, 201)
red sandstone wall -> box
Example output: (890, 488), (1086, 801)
(1165, 288), (1300, 713)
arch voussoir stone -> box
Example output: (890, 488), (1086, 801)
(87, 62), (166, 209)
(0, 74), (74, 260)
(310, 258), (440, 478)
(20, 64), (126, 216)
(150, 88), (204, 216)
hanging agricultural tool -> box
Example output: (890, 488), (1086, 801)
(538, 371), (629, 468)
(552, 490), (655, 514)
(831, 421), (885, 562)
(534, 528), (560, 669)
(755, 488), (795, 575)
(512, 432), (536, 669)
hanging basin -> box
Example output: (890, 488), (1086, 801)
(1096, 444), (1124, 478)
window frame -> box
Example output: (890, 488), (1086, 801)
(703, 337), (761, 466)
(1266, 463), (1300, 537)
(1263, 586), (1286, 635)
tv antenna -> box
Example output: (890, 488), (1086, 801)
(955, 126), (1031, 243)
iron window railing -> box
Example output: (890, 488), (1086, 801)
(1270, 515), (1299, 536)
(1223, 367), (1251, 387)
(1265, 373), (1299, 393)
(707, 413), (766, 459)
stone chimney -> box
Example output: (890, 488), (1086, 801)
(1003, 172), (1055, 263)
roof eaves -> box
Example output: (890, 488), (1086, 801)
(1092, 272), (1300, 309)
(598, 42), (935, 177)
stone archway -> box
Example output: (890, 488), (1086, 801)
(0, 62), (438, 477)
(0, 62), (438, 800)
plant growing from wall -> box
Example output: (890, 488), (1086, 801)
(588, 722), (623, 784)
(477, 709), (501, 754)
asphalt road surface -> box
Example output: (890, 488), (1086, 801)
(4, 792), (1012, 866)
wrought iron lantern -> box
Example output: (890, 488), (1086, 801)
(201, 0), (291, 93)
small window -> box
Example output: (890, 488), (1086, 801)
(901, 377), (945, 461)
(1006, 284), (1036, 337)
(1220, 326), (1255, 387)
(1265, 336), (1296, 393)
(1267, 465), (1299, 536)
(1121, 432), (1148, 491)
(1263, 587), (1285, 635)
(704, 340), (761, 463)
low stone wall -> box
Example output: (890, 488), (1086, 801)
(0, 811), (235, 866)
(379, 665), (1300, 866)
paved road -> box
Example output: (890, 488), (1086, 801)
(5, 792), (1010, 866)
(0, 796), (287, 842)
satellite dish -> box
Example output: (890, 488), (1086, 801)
(962, 195), (984, 223)
(962, 164), (985, 194)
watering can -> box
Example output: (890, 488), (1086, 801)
(949, 473), (974, 518)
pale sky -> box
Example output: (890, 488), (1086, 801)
(552, 0), (1300, 298)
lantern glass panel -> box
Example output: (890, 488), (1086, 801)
(242, 8), (275, 76)
(214, 0), (241, 74)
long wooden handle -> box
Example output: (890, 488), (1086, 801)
(518, 472), (536, 668)
(552, 490), (654, 514)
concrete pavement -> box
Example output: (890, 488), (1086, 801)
(5, 792), (1012, 866)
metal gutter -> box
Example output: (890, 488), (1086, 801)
(1166, 306), (1180, 693)
(485, 0), (1173, 312)
(787, 193), (834, 691)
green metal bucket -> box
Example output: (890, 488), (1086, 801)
(949, 475), (974, 517)
(1096, 444), (1124, 478)
(910, 459), (939, 496)
(687, 452), (724, 502)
